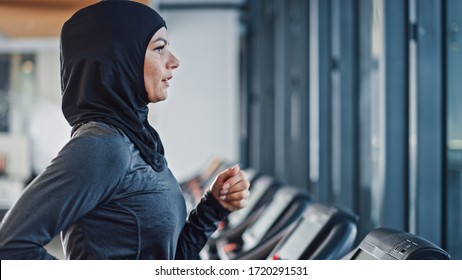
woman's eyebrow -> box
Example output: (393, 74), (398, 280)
(152, 37), (168, 45)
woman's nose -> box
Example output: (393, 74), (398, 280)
(168, 53), (180, 70)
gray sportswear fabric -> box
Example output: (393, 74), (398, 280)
(0, 121), (229, 259)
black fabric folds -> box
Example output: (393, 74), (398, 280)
(60, 0), (167, 171)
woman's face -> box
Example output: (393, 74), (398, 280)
(144, 27), (180, 103)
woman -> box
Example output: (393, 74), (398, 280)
(0, 0), (250, 259)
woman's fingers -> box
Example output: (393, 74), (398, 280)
(221, 188), (250, 203)
(209, 164), (251, 211)
(220, 172), (249, 195)
(218, 170), (250, 210)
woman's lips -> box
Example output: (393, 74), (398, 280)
(162, 76), (172, 86)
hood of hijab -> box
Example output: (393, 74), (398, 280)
(60, 0), (167, 171)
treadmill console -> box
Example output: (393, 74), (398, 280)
(346, 227), (451, 260)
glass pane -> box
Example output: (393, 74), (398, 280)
(0, 54), (10, 132)
(0, 52), (36, 216)
(0, 53), (37, 134)
(358, 0), (386, 236)
(446, 0), (462, 260)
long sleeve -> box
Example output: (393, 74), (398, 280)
(175, 191), (230, 259)
(0, 133), (130, 260)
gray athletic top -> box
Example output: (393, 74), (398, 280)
(0, 121), (229, 259)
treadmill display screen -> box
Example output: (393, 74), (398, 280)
(351, 249), (378, 260)
(274, 213), (325, 260)
(242, 190), (294, 250)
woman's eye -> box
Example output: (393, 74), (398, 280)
(154, 46), (165, 54)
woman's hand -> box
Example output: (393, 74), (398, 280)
(209, 164), (250, 212)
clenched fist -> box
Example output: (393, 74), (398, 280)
(209, 164), (250, 211)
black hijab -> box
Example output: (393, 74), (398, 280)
(60, 0), (167, 171)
